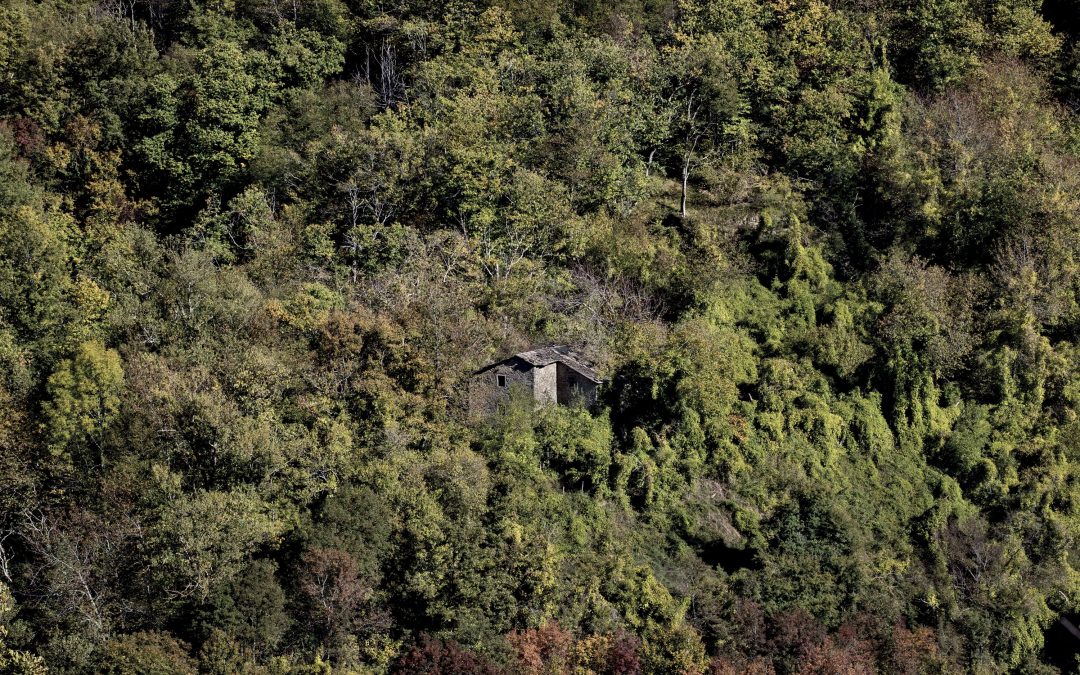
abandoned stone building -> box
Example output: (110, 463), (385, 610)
(470, 346), (602, 414)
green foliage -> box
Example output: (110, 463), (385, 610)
(197, 559), (289, 656)
(1, 0), (1080, 673)
(895, 0), (988, 89)
(536, 405), (613, 492)
(150, 486), (287, 601)
(42, 340), (123, 465)
(0, 584), (45, 675)
(98, 632), (197, 675)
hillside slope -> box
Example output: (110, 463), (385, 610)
(1, 0), (1080, 672)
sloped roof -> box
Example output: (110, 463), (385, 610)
(475, 345), (602, 383)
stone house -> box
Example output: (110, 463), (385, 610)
(470, 346), (602, 414)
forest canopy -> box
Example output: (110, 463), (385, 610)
(1, 0), (1080, 672)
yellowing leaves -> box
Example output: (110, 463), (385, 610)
(42, 340), (123, 462)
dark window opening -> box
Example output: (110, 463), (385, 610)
(497, 375), (506, 387)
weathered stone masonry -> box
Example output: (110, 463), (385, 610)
(469, 346), (602, 415)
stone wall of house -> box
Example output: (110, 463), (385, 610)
(469, 358), (533, 415)
(533, 363), (558, 404)
(556, 362), (598, 406)
(469, 356), (600, 416)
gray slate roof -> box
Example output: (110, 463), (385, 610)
(475, 345), (602, 382)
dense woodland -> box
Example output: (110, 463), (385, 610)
(2, 0), (1080, 672)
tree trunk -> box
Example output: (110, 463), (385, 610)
(680, 136), (698, 218)
(680, 157), (690, 218)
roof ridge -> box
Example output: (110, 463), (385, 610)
(517, 345), (600, 381)
(473, 345), (602, 382)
